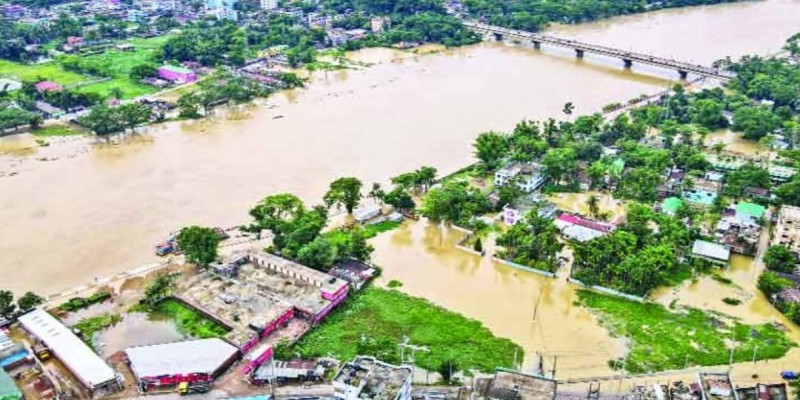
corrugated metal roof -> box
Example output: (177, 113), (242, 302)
(126, 338), (239, 379)
(17, 309), (117, 389)
(692, 240), (730, 262)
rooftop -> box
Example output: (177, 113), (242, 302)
(178, 253), (347, 346)
(692, 240), (730, 262)
(158, 64), (194, 74)
(735, 201), (765, 220)
(18, 309), (117, 389)
(487, 368), (557, 400)
(334, 356), (412, 400)
(0, 369), (21, 400)
(661, 197), (684, 215)
(683, 189), (717, 206)
(125, 338), (239, 379)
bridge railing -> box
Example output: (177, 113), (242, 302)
(464, 21), (734, 79)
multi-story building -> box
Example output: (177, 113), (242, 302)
(260, 0), (278, 10)
(494, 162), (546, 193)
(207, 0), (238, 21)
(773, 205), (800, 255)
(333, 356), (413, 400)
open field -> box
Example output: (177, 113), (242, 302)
(0, 59), (87, 85)
(289, 286), (522, 373)
(1, 35), (171, 99)
(578, 290), (796, 373)
(76, 77), (157, 99)
(30, 125), (83, 137)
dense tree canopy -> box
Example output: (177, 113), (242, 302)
(177, 226), (222, 266)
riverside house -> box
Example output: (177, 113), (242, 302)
(157, 65), (197, 83)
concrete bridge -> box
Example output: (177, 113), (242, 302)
(464, 21), (735, 80)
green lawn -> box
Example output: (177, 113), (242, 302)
(0, 35), (172, 100)
(0, 59), (87, 85)
(578, 290), (796, 373)
(290, 287), (522, 372)
(30, 125), (83, 137)
(76, 77), (158, 99)
(150, 299), (229, 339)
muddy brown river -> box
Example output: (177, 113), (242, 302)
(2, 0), (800, 381)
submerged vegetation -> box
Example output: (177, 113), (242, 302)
(149, 299), (229, 339)
(74, 313), (122, 344)
(578, 291), (795, 373)
(288, 287), (521, 372)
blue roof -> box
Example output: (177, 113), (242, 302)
(0, 350), (28, 369)
(683, 190), (717, 206)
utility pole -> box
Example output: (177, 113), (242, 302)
(551, 356), (557, 380)
(532, 292), (543, 321)
(753, 345), (758, 364)
(684, 354), (689, 369)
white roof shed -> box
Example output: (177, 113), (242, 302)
(125, 338), (239, 379)
(692, 240), (731, 263)
(18, 309), (118, 390)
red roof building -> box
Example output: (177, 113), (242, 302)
(35, 81), (62, 93)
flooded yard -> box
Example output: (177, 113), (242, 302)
(371, 218), (627, 379)
(93, 312), (186, 358)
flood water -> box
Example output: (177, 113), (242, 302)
(93, 312), (186, 358)
(4, 0), (799, 296)
(3, 0), (800, 381)
(371, 220), (627, 378)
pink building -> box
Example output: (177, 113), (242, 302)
(66, 36), (84, 46)
(157, 65), (197, 83)
(35, 81), (62, 93)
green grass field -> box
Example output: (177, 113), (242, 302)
(1, 35), (172, 100)
(289, 287), (522, 372)
(578, 290), (796, 373)
(30, 125), (83, 137)
(76, 77), (157, 99)
(0, 59), (87, 85)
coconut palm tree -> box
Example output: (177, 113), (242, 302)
(368, 182), (385, 205)
(586, 194), (600, 219)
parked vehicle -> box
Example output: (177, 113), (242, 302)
(781, 371), (798, 380)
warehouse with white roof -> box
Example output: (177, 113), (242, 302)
(125, 338), (240, 392)
(17, 309), (121, 395)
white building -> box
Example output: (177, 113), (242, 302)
(260, 0), (278, 10)
(18, 309), (122, 395)
(333, 356), (412, 400)
(773, 205), (800, 255)
(207, 0), (238, 20)
(494, 162), (546, 193)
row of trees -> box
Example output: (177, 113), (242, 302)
(463, 0), (742, 32)
(177, 73), (301, 119)
(77, 102), (153, 136)
(0, 107), (42, 131)
(0, 290), (45, 321)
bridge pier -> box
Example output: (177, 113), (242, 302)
(678, 70), (688, 80)
(532, 40), (540, 50)
(493, 32), (503, 41)
(623, 59), (633, 69)
(575, 49), (584, 59)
